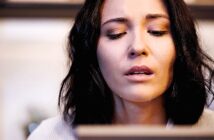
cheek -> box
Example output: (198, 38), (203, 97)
(97, 40), (118, 79)
(97, 49), (110, 78)
(151, 37), (176, 81)
(97, 38), (129, 93)
(97, 45), (121, 94)
(97, 38), (128, 70)
(151, 36), (176, 66)
(162, 39), (176, 70)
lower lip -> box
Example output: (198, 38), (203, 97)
(125, 74), (154, 82)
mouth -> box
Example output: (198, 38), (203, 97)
(124, 65), (154, 82)
(125, 65), (153, 75)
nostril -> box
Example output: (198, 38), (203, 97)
(129, 52), (137, 58)
(130, 52), (135, 56)
(142, 51), (146, 55)
(129, 51), (147, 57)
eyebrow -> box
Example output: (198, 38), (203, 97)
(101, 14), (169, 27)
(145, 14), (169, 20)
(102, 17), (128, 27)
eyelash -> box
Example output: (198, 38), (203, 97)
(106, 32), (127, 40)
(147, 30), (168, 37)
(106, 30), (167, 40)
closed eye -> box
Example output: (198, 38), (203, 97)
(148, 30), (168, 37)
(106, 32), (127, 40)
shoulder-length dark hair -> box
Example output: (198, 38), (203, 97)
(58, 0), (214, 126)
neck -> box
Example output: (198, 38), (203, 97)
(113, 95), (166, 125)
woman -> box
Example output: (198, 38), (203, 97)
(28, 0), (214, 139)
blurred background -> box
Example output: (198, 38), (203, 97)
(0, 0), (214, 140)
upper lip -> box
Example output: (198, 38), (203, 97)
(125, 65), (153, 75)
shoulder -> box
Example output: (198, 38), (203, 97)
(194, 109), (214, 128)
(27, 115), (76, 140)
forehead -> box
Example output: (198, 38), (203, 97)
(101, 0), (168, 22)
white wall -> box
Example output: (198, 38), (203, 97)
(197, 20), (214, 109)
(197, 20), (214, 59)
(0, 18), (73, 140)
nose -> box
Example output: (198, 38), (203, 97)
(128, 28), (148, 58)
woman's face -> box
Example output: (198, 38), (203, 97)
(97, 0), (176, 102)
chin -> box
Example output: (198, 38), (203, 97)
(124, 84), (166, 100)
(122, 91), (162, 103)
